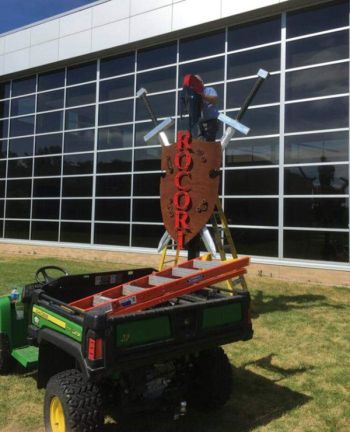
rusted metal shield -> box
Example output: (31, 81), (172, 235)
(160, 135), (221, 247)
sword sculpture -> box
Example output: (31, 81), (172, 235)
(137, 69), (270, 258)
(136, 87), (218, 254)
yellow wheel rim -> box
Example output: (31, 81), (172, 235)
(50, 396), (66, 432)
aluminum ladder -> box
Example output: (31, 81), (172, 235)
(210, 199), (248, 291)
(70, 256), (249, 316)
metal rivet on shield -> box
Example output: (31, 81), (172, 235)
(167, 199), (174, 217)
(166, 156), (173, 174)
(196, 199), (208, 213)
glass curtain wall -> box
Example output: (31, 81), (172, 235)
(0, 0), (348, 264)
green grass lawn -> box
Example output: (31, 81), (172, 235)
(0, 254), (349, 432)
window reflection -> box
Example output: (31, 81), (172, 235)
(11, 95), (35, 116)
(60, 222), (91, 243)
(62, 176), (92, 197)
(97, 150), (132, 173)
(10, 116), (35, 137)
(230, 228), (278, 257)
(226, 138), (279, 167)
(95, 199), (130, 221)
(99, 76), (134, 101)
(34, 156), (62, 177)
(37, 90), (64, 112)
(7, 179), (32, 197)
(36, 111), (63, 133)
(227, 45), (280, 79)
(225, 168), (279, 195)
(65, 106), (95, 130)
(95, 223), (130, 246)
(100, 52), (134, 79)
(284, 132), (348, 164)
(138, 42), (177, 70)
(285, 97), (348, 133)
(12, 76), (36, 97)
(62, 199), (92, 220)
(287, 0), (349, 38)
(133, 198), (161, 222)
(8, 137), (33, 158)
(284, 164), (349, 195)
(64, 130), (94, 153)
(229, 106), (279, 136)
(285, 197), (348, 229)
(0, 120), (8, 139)
(95, 174), (131, 196)
(0, 100), (9, 119)
(7, 158), (32, 177)
(63, 153), (93, 175)
(227, 74), (280, 108)
(286, 30), (349, 69)
(136, 92), (175, 121)
(0, 82), (10, 100)
(0, 160), (5, 178)
(180, 30), (225, 62)
(228, 16), (281, 50)
(132, 224), (164, 248)
(5, 221), (30, 239)
(66, 83), (96, 107)
(284, 230), (348, 262)
(133, 173), (160, 196)
(225, 198), (278, 226)
(31, 221), (59, 241)
(32, 199), (59, 219)
(67, 61), (96, 85)
(6, 199), (30, 219)
(98, 125), (133, 150)
(0, 141), (6, 159)
(99, 100), (134, 125)
(285, 63), (348, 101)
(35, 134), (62, 155)
(34, 178), (61, 197)
(0, 142), (4, 159)
(137, 67), (176, 93)
(38, 69), (65, 92)
(134, 147), (161, 171)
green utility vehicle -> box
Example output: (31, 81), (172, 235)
(0, 261), (252, 431)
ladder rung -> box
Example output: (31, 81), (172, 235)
(122, 284), (145, 295)
(148, 275), (175, 285)
(172, 267), (198, 277)
(192, 259), (221, 269)
(92, 295), (111, 306)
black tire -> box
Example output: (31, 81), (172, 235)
(0, 333), (12, 374)
(44, 369), (104, 432)
(188, 347), (233, 411)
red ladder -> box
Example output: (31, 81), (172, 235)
(69, 256), (249, 316)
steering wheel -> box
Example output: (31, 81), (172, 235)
(35, 265), (69, 284)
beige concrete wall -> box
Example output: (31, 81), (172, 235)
(1, 242), (349, 287)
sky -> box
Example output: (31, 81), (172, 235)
(0, 0), (98, 34)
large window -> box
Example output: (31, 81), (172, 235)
(0, 0), (348, 265)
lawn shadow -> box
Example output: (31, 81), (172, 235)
(252, 290), (346, 317)
(103, 365), (311, 432)
(242, 353), (314, 382)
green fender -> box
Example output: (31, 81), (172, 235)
(0, 295), (12, 337)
